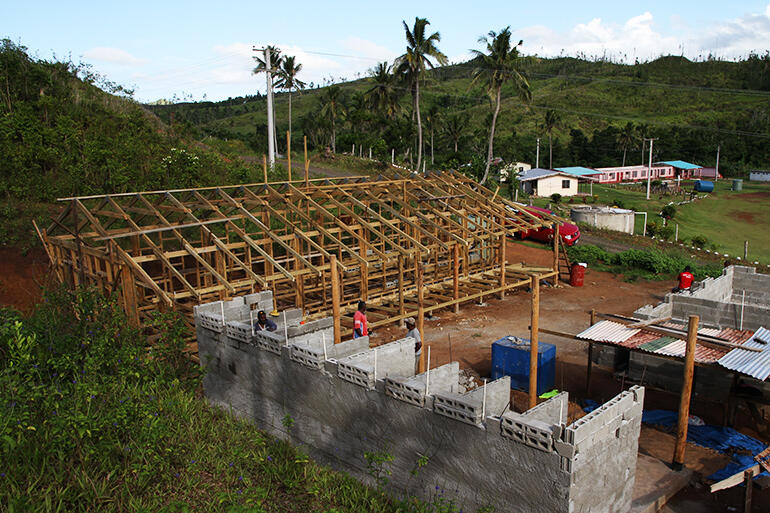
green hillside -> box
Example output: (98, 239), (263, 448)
(0, 40), (281, 246)
(149, 53), (770, 176)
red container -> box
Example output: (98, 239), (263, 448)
(570, 263), (586, 287)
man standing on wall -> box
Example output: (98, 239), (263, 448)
(353, 300), (369, 338)
(673, 266), (694, 293)
(405, 317), (422, 373)
(254, 310), (278, 332)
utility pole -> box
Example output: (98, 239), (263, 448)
(645, 138), (657, 200)
(715, 145), (720, 182)
(254, 46), (276, 170)
(536, 138), (540, 168)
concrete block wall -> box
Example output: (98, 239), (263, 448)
(195, 295), (645, 513)
(635, 266), (769, 331)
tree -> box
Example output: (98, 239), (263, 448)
(442, 113), (467, 153)
(424, 103), (440, 165)
(252, 46), (283, 153)
(365, 61), (401, 121)
(617, 122), (636, 167)
(470, 27), (531, 184)
(319, 85), (345, 153)
(274, 55), (306, 142)
(543, 109), (560, 169)
(395, 17), (447, 172)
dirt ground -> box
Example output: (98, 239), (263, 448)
(0, 247), (51, 314)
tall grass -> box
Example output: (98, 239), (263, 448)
(0, 288), (490, 512)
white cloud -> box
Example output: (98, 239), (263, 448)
(340, 37), (396, 63)
(83, 47), (143, 66)
(519, 7), (770, 63)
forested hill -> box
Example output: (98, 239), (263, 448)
(0, 39), (261, 204)
(150, 52), (770, 176)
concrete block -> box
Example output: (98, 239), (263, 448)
(523, 391), (569, 425)
(554, 440), (576, 459)
(337, 337), (414, 389)
(384, 362), (459, 408)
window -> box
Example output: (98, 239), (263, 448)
(633, 171), (638, 178)
(562, 180), (571, 189)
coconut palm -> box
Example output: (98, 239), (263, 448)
(425, 103), (440, 165)
(617, 122), (636, 167)
(470, 27), (531, 184)
(443, 113), (467, 153)
(274, 55), (306, 141)
(365, 61), (401, 121)
(319, 85), (345, 153)
(395, 17), (447, 172)
(543, 109), (560, 169)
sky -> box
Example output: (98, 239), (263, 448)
(3, 1), (770, 102)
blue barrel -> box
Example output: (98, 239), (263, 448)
(694, 180), (714, 193)
(491, 336), (556, 395)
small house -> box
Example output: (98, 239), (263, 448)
(519, 168), (579, 197)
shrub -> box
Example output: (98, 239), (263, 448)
(646, 222), (659, 237)
(661, 205), (676, 220)
(612, 199), (625, 209)
(658, 225), (675, 241)
(691, 234), (709, 248)
(550, 193), (562, 204)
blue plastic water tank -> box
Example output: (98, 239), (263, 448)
(491, 336), (556, 395)
(694, 180), (714, 193)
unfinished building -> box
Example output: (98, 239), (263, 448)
(195, 293), (645, 513)
(37, 171), (562, 344)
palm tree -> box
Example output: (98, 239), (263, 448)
(443, 114), (467, 153)
(252, 45), (283, 153)
(617, 122), (636, 167)
(395, 17), (447, 172)
(543, 109), (560, 169)
(274, 55), (306, 142)
(365, 61), (401, 121)
(471, 27), (531, 184)
(319, 85), (345, 153)
(425, 103), (440, 165)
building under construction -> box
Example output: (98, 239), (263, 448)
(37, 170), (564, 341)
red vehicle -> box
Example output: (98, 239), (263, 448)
(508, 205), (581, 246)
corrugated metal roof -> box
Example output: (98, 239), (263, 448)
(718, 327), (770, 381)
(577, 320), (758, 367)
(576, 320), (639, 343)
(656, 160), (702, 170)
(555, 166), (600, 176)
(519, 168), (572, 182)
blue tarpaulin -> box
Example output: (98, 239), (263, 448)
(641, 409), (769, 481)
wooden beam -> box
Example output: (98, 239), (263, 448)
(529, 275), (540, 409)
(216, 188), (321, 275)
(331, 254), (341, 344)
(672, 315), (699, 470)
(417, 262), (425, 373)
(710, 465), (760, 493)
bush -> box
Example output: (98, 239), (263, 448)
(661, 205), (676, 220)
(550, 193), (562, 204)
(612, 199), (626, 209)
(658, 225), (674, 241)
(646, 222), (660, 237)
(691, 234), (709, 248)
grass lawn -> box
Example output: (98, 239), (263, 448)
(532, 179), (770, 264)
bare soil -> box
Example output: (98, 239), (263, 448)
(0, 247), (50, 314)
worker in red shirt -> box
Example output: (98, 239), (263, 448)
(353, 300), (370, 338)
(673, 266), (694, 293)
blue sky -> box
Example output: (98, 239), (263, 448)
(4, 1), (770, 102)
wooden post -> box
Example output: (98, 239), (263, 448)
(359, 227), (368, 300)
(553, 223), (560, 281)
(398, 255), (405, 324)
(286, 131), (292, 182)
(263, 154), (268, 183)
(452, 244), (460, 313)
(672, 314), (699, 470)
(586, 309), (596, 395)
(304, 135), (309, 188)
(120, 265), (140, 327)
(529, 275), (540, 409)
(744, 469), (754, 513)
(499, 235), (506, 299)
(417, 262), (425, 373)
(331, 254), (341, 344)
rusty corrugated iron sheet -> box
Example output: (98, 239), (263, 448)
(718, 327), (770, 381)
(577, 320), (758, 367)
